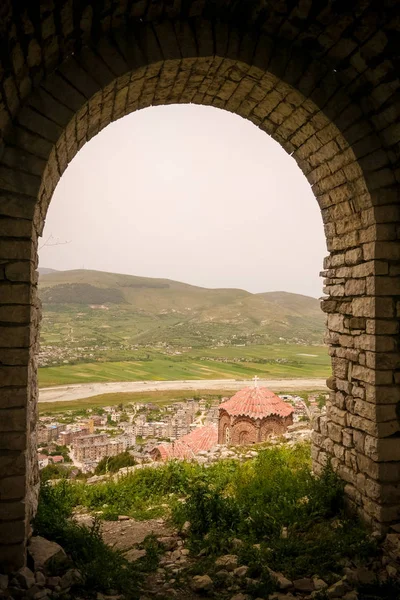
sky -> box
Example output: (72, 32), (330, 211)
(39, 104), (326, 298)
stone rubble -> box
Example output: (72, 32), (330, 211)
(2, 528), (400, 599)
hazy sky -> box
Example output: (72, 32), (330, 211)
(39, 104), (326, 298)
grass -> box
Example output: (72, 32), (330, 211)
(39, 343), (330, 387)
(33, 482), (159, 599)
(37, 443), (376, 592)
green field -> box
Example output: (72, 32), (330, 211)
(38, 344), (330, 387)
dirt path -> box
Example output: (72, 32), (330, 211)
(39, 377), (327, 403)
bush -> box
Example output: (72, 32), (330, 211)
(34, 482), (144, 598)
(37, 443), (375, 584)
(95, 451), (137, 475)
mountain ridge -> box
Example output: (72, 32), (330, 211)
(38, 268), (324, 347)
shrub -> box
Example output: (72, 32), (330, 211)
(95, 451), (137, 475)
(34, 482), (143, 598)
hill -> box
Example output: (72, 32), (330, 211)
(38, 269), (324, 353)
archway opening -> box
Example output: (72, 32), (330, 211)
(37, 102), (328, 459)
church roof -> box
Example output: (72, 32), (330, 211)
(219, 386), (294, 420)
(153, 424), (218, 461)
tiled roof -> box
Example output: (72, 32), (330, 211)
(219, 387), (294, 419)
(154, 424), (218, 461)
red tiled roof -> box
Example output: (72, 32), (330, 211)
(49, 455), (64, 463)
(219, 387), (294, 419)
(153, 424), (218, 461)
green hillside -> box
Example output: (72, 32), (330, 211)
(38, 269), (325, 355)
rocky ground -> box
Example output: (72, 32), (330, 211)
(2, 519), (400, 600)
(2, 427), (400, 599)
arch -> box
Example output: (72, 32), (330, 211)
(1, 3), (400, 570)
(218, 411), (231, 445)
(260, 416), (288, 440)
(231, 417), (258, 446)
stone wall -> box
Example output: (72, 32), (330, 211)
(0, 0), (399, 571)
(312, 251), (400, 531)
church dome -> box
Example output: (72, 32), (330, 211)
(219, 386), (294, 420)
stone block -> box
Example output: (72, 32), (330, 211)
(0, 520), (25, 544)
(0, 432), (27, 451)
(0, 367), (28, 387)
(332, 357), (348, 379)
(365, 385), (400, 405)
(327, 421), (342, 443)
(0, 407), (26, 431)
(364, 436), (400, 462)
(0, 475), (25, 500)
(342, 429), (354, 448)
(0, 326), (30, 348)
(366, 319), (399, 335)
(345, 247), (363, 265)
(327, 404), (347, 426)
(0, 542), (25, 572)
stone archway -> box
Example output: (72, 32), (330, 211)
(1, 1), (400, 571)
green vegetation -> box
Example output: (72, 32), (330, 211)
(38, 444), (375, 591)
(34, 482), (159, 598)
(95, 452), (137, 475)
(39, 269), (325, 354)
(39, 343), (330, 387)
(40, 463), (75, 482)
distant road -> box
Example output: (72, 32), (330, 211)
(39, 378), (327, 403)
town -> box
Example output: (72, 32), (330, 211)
(37, 389), (327, 475)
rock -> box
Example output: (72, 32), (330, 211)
(280, 527), (288, 539)
(32, 590), (50, 600)
(190, 574), (213, 593)
(230, 594), (250, 600)
(124, 548), (147, 562)
(181, 521), (191, 535)
(268, 593), (296, 599)
(313, 577), (328, 590)
(354, 567), (375, 585)
(231, 538), (244, 550)
(326, 579), (351, 598)
(35, 572), (46, 587)
(170, 549), (182, 562)
(215, 570), (232, 582)
(28, 537), (67, 571)
(118, 515), (130, 521)
(45, 576), (60, 589)
(158, 536), (178, 551)
(384, 533), (400, 560)
(387, 564), (397, 577)
(215, 555), (238, 571)
(0, 575), (8, 591)
(343, 593), (358, 600)
(269, 569), (292, 590)
(233, 566), (249, 578)
(60, 569), (83, 590)
(15, 567), (36, 589)
(293, 578), (314, 593)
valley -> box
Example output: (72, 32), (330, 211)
(38, 268), (330, 388)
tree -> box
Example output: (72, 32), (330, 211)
(95, 452), (137, 475)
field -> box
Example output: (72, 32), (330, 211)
(38, 389), (238, 414)
(38, 344), (331, 387)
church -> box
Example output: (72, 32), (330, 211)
(218, 381), (294, 446)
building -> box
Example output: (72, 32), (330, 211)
(218, 385), (294, 445)
(151, 424), (218, 461)
(74, 439), (125, 463)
